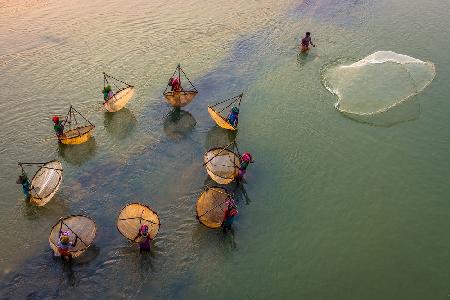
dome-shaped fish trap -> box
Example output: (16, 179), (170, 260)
(58, 105), (95, 145)
(322, 51), (436, 115)
(163, 64), (198, 107)
(49, 215), (96, 258)
(103, 72), (134, 112)
(204, 141), (241, 185)
(207, 93), (243, 131)
(117, 203), (160, 242)
(18, 160), (63, 206)
(196, 186), (232, 229)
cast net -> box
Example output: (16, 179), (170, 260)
(322, 51), (436, 115)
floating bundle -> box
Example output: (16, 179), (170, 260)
(49, 215), (96, 258)
(103, 72), (135, 112)
(207, 93), (243, 131)
(163, 64), (198, 107)
(204, 142), (241, 185)
(58, 105), (95, 145)
(19, 161), (63, 206)
(196, 186), (231, 229)
(117, 203), (160, 242)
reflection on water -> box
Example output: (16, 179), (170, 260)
(202, 176), (251, 206)
(163, 109), (196, 140)
(104, 108), (137, 140)
(296, 50), (318, 66)
(22, 193), (70, 219)
(205, 126), (237, 149)
(57, 138), (97, 166)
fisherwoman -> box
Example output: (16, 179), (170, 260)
(16, 167), (30, 198)
(236, 152), (254, 181)
(137, 224), (152, 253)
(226, 107), (239, 128)
(222, 198), (238, 233)
(102, 84), (112, 101)
(56, 231), (77, 261)
(52, 116), (64, 137)
(169, 76), (181, 92)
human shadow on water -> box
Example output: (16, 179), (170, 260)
(163, 108), (197, 140)
(58, 137), (97, 166)
(104, 108), (137, 140)
(205, 126), (237, 150)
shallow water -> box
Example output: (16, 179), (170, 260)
(1, 0), (449, 299)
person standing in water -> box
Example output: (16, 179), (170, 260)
(236, 152), (254, 181)
(52, 116), (64, 137)
(137, 224), (152, 253)
(102, 85), (112, 101)
(300, 32), (315, 52)
(169, 76), (181, 92)
(56, 231), (77, 261)
(222, 198), (238, 233)
(226, 107), (239, 127)
(16, 167), (30, 198)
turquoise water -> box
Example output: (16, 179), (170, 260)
(0, 0), (449, 299)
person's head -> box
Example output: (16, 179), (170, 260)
(60, 231), (70, 245)
(231, 107), (239, 114)
(52, 116), (59, 124)
(140, 224), (149, 236)
(306, 32), (311, 36)
(16, 175), (25, 184)
(242, 152), (253, 163)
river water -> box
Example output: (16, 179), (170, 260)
(0, 0), (449, 299)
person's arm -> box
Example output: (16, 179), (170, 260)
(311, 38), (315, 47)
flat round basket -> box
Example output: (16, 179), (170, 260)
(117, 203), (160, 242)
(196, 187), (231, 229)
(49, 215), (96, 258)
(29, 160), (63, 206)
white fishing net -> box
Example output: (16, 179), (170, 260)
(323, 51), (436, 115)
